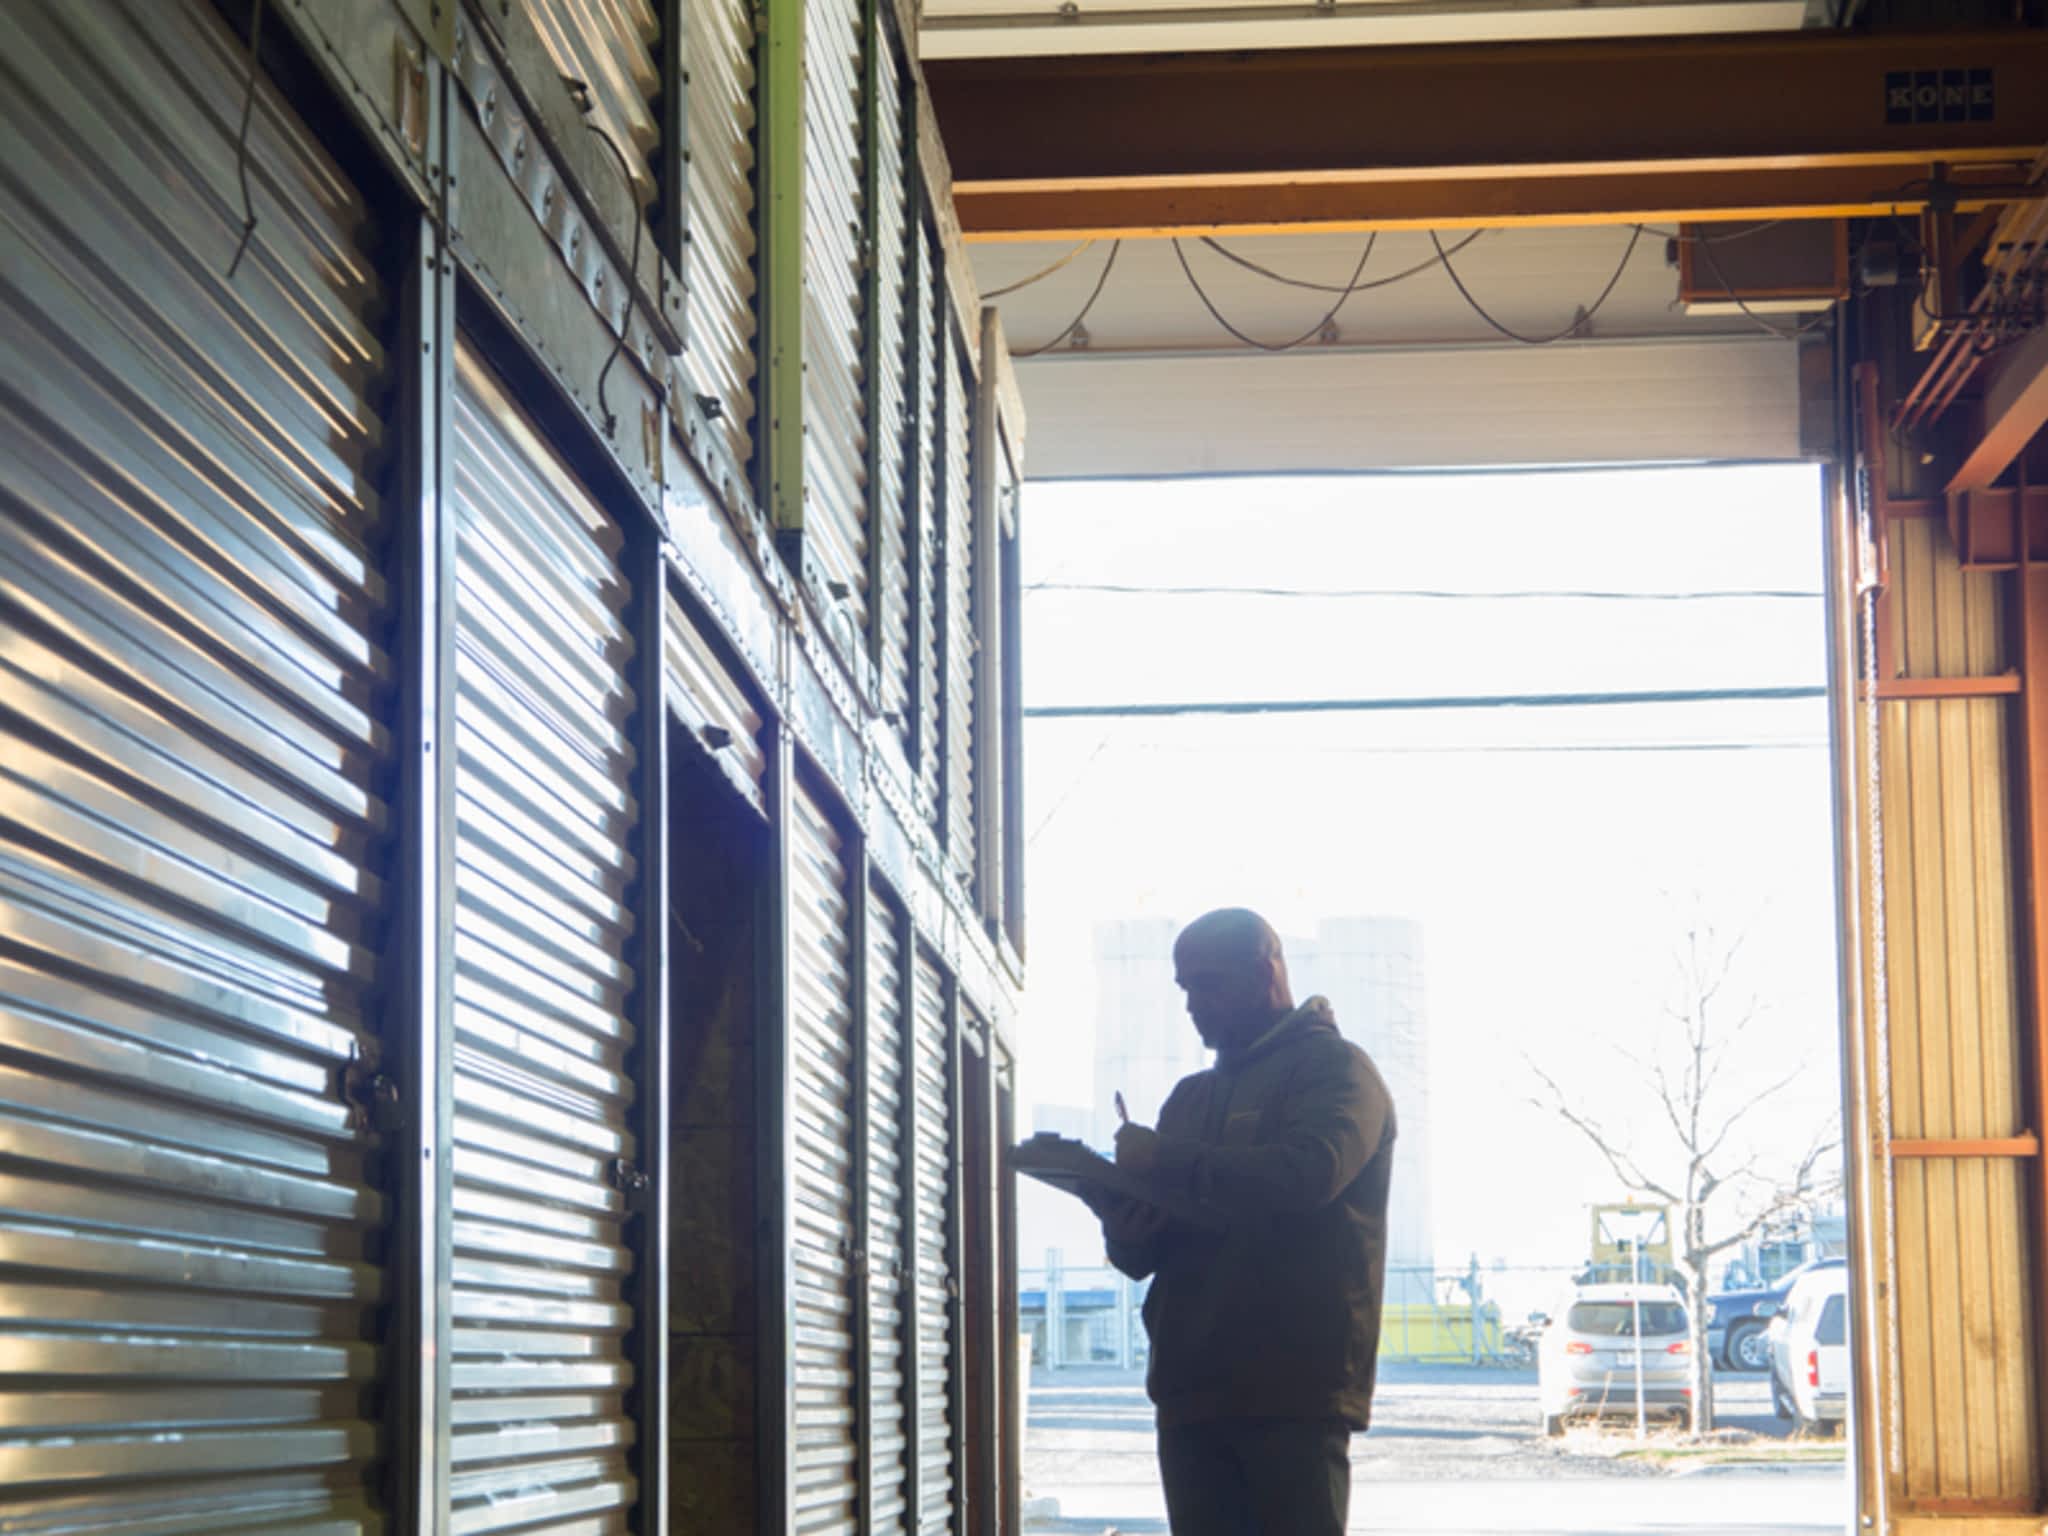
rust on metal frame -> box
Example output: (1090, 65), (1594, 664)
(927, 29), (2048, 240)
(1866, 673), (2023, 699)
(1888, 1135), (2042, 1158)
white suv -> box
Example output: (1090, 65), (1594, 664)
(1768, 1264), (1850, 1434)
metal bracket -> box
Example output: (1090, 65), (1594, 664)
(342, 1063), (403, 1134)
(610, 1156), (650, 1204)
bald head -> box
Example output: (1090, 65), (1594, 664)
(1173, 908), (1294, 1052)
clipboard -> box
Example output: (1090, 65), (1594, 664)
(1011, 1133), (1231, 1234)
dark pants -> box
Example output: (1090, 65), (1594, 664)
(1157, 1417), (1352, 1536)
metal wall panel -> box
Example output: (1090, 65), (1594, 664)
(0, 0), (394, 1524)
(868, 881), (913, 1536)
(666, 585), (769, 815)
(915, 225), (946, 820)
(803, 0), (872, 630)
(1875, 518), (2040, 1510)
(789, 782), (861, 1535)
(943, 335), (979, 887)
(683, 0), (760, 474)
(528, 0), (663, 204)
(448, 346), (643, 1533)
(911, 950), (957, 1536)
(873, 31), (915, 757)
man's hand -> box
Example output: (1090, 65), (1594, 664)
(1097, 1195), (1167, 1247)
(1115, 1122), (1161, 1174)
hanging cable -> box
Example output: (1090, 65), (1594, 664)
(1428, 225), (1644, 345)
(224, 0), (268, 281)
(984, 240), (1098, 299)
(1013, 239), (1123, 357)
(1196, 229), (1481, 295)
(582, 114), (647, 438)
(1173, 232), (1377, 351)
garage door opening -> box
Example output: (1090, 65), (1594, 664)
(1012, 462), (1853, 1535)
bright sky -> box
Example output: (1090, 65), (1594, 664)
(1016, 464), (1844, 1279)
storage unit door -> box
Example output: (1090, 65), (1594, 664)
(528, 0), (662, 206)
(911, 951), (957, 1536)
(872, 31), (914, 762)
(683, 0), (759, 475)
(942, 338), (978, 886)
(802, 0), (871, 629)
(914, 226), (945, 819)
(0, 0), (394, 1525)
(789, 783), (860, 1534)
(867, 883), (912, 1536)
(449, 346), (643, 1532)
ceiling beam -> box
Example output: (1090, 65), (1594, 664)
(926, 28), (2048, 240)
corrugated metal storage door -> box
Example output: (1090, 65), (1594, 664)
(942, 337), (978, 886)
(867, 884), (912, 1536)
(789, 783), (860, 1535)
(802, 0), (871, 628)
(528, 0), (662, 204)
(683, 0), (758, 474)
(0, 0), (393, 1527)
(914, 226), (945, 817)
(912, 952), (957, 1536)
(872, 34), (914, 756)
(449, 347), (643, 1532)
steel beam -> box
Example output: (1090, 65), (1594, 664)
(926, 29), (2048, 240)
(1947, 327), (2048, 495)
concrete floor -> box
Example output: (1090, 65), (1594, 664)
(1024, 1363), (1849, 1535)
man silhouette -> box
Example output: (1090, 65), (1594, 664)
(1093, 908), (1396, 1536)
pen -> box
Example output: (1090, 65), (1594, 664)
(1114, 1091), (1129, 1125)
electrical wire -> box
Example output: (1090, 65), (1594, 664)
(1024, 685), (1826, 720)
(984, 240), (1097, 299)
(1429, 225), (1645, 345)
(1195, 230), (1484, 295)
(1024, 582), (1823, 602)
(1173, 233), (1378, 351)
(224, 0), (267, 281)
(581, 112), (647, 438)
(1014, 240), (1124, 357)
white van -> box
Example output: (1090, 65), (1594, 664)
(1768, 1263), (1850, 1434)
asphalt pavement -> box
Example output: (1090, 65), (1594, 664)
(1024, 1363), (1848, 1535)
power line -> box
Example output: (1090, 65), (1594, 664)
(1024, 685), (1826, 720)
(1014, 239), (1124, 357)
(1429, 225), (1645, 345)
(1173, 232), (1379, 351)
(1196, 230), (1485, 295)
(983, 240), (1097, 299)
(1025, 582), (1824, 602)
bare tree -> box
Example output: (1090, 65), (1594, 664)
(1530, 920), (1840, 1434)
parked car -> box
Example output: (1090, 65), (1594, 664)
(1537, 1284), (1694, 1436)
(1769, 1264), (1851, 1434)
(1707, 1256), (1845, 1372)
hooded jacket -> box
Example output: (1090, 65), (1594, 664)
(1107, 997), (1396, 1430)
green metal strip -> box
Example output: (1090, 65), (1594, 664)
(860, 0), (886, 666)
(759, 0), (805, 533)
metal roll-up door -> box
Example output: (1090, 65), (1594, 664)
(867, 883), (912, 1535)
(0, 0), (393, 1526)
(449, 346), (642, 1532)
(789, 782), (860, 1534)
(943, 337), (978, 885)
(872, 33), (914, 755)
(682, 0), (758, 474)
(914, 226), (945, 818)
(529, 0), (662, 205)
(665, 587), (768, 817)
(911, 951), (957, 1536)
(803, 0), (870, 630)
